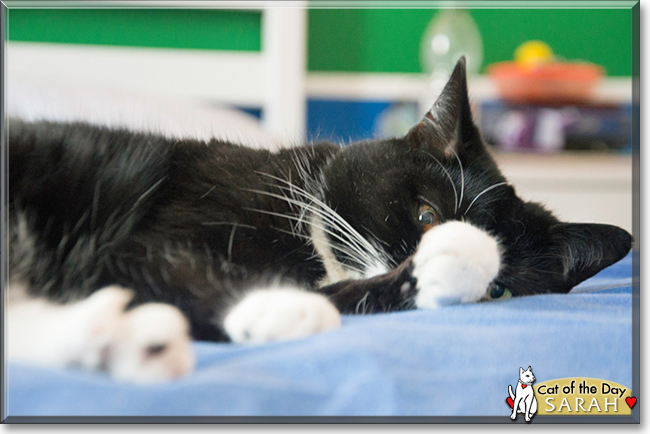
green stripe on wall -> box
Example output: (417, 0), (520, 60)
(307, 9), (632, 76)
(6, 8), (632, 76)
(7, 9), (261, 51)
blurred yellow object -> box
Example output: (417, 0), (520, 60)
(515, 41), (554, 67)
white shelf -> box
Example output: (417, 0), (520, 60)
(493, 152), (632, 232)
(305, 73), (633, 110)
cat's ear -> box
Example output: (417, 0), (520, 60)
(405, 56), (481, 157)
(551, 223), (632, 289)
(519, 367), (524, 375)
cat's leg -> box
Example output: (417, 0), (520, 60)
(222, 284), (341, 344)
(7, 283), (194, 383)
(530, 395), (538, 417)
(320, 221), (501, 313)
(523, 395), (532, 422)
(511, 394), (523, 420)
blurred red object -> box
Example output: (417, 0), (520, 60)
(488, 62), (604, 104)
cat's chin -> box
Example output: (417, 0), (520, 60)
(411, 221), (501, 309)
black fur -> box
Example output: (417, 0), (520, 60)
(8, 58), (632, 341)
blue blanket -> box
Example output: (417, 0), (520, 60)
(6, 254), (634, 417)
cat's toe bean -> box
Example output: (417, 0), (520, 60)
(412, 221), (501, 309)
(108, 303), (195, 383)
(223, 287), (341, 344)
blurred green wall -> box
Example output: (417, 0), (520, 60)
(307, 9), (632, 76)
(6, 9), (261, 51)
(6, 8), (632, 76)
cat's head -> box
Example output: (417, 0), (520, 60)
(519, 366), (535, 384)
(320, 57), (632, 299)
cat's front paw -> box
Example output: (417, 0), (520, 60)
(412, 221), (501, 309)
(224, 286), (341, 344)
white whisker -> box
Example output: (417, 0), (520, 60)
(464, 182), (508, 216)
(355, 291), (370, 315)
(253, 172), (390, 269)
(421, 150), (459, 214)
(243, 206), (374, 273)
(450, 149), (465, 211)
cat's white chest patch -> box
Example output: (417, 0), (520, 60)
(309, 215), (364, 286)
(309, 214), (389, 286)
(412, 220), (501, 308)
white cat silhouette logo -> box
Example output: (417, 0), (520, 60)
(507, 366), (538, 422)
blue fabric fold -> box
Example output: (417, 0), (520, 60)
(6, 254), (633, 417)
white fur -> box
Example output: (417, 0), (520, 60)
(223, 285), (341, 344)
(412, 221), (501, 309)
(310, 214), (389, 287)
(310, 215), (364, 286)
(6, 285), (194, 383)
(109, 303), (194, 383)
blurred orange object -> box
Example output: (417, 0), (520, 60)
(488, 62), (604, 104)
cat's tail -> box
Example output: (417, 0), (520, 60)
(508, 385), (515, 400)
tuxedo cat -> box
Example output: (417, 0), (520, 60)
(7, 58), (632, 382)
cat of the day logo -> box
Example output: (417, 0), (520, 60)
(507, 366), (538, 422)
(505, 367), (637, 421)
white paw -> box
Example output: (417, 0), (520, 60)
(6, 285), (133, 369)
(412, 221), (501, 309)
(223, 286), (341, 344)
(75, 286), (136, 370)
(6, 284), (194, 383)
(78, 287), (194, 383)
(108, 302), (195, 383)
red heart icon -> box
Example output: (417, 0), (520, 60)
(626, 397), (637, 409)
(522, 384), (527, 389)
(506, 397), (514, 408)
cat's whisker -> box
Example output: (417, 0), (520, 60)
(450, 149), (465, 211)
(200, 222), (257, 230)
(420, 151), (459, 214)
(463, 182), (508, 216)
(227, 224), (237, 263)
(248, 188), (385, 271)
(256, 175), (389, 266)
(243, 206), (375, 274)
(355, 291), (370, 315)
(199, 186), (217, 199)
(268, 224), (365, 276)
(271, 225), (363, 270)
(253, 172), (390, 269)
(128, 176), (167, 215)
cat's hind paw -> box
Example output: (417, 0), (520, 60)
(223, 286), (341, 344)
(412, 221), (501, 309)
(108, 302), (195, 383)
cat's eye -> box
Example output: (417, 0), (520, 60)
(486, 282), (512, 301)
(417, 203), (440, 232)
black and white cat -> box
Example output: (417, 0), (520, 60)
(7, 58), (632, 382)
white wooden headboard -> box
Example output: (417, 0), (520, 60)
(6, 4), (307, 143)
